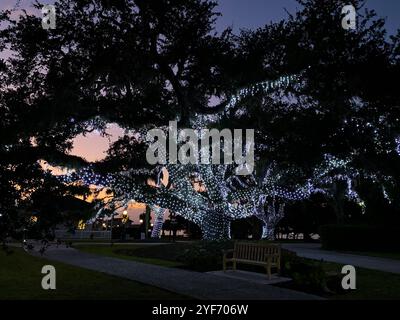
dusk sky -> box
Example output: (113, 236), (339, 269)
(2, 0), (400, 162)
(216, 0), (400, 34)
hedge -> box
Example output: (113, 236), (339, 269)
(319, 225), (400, 252)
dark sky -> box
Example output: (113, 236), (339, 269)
(1, 0), (399, 35)
(216, 0), (400, 35)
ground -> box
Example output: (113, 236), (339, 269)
(24, 245), (321, 300)
(76, 241), (400, 299)
(77, 243), (182, 267)
(3, 241), (400, 300)
(0, 248), (186, 300)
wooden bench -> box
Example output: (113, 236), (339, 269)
(223, 242), (281, 279)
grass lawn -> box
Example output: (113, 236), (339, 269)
(0, 248), (187, 300)
(276, 257), (400, 300)
(76, 244), (184, 267)
(320, 260), (400, 300)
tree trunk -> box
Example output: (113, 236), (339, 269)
(151, 207), (165, 239)
(145, 205), (151, 239)
(256, 200), (285, 240)
(200, 209), (231, 240)
(151, 211), (165, 238)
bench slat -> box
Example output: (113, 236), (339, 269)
(230, 242), (280, 262)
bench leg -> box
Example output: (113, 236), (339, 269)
(223, 258), (226, 272)
(233, 261), (236, 271)
(277, 258), (281, 276)
(266, 265), (272, 280)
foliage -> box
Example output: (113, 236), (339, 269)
(0, 0), (238, 241)
(228, 0), (400, 223)
(176, 240), (234, 271)
(1, 0), (400, 240)
(281, 249), (329, 293)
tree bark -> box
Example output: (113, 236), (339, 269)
(200, 209), (231, 240)
(151, 208), (165, 239)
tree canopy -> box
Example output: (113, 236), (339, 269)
(1, 0), (400, 241)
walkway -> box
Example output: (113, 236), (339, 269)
(32, 246), (322, 300)
(282, 243), (400, 274)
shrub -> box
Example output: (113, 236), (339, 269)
(176, 240), (233, 271)
(281, 249), (329, 293)
(319, 225), (400, 251)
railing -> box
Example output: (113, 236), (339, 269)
(54, 230), (112, 240)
